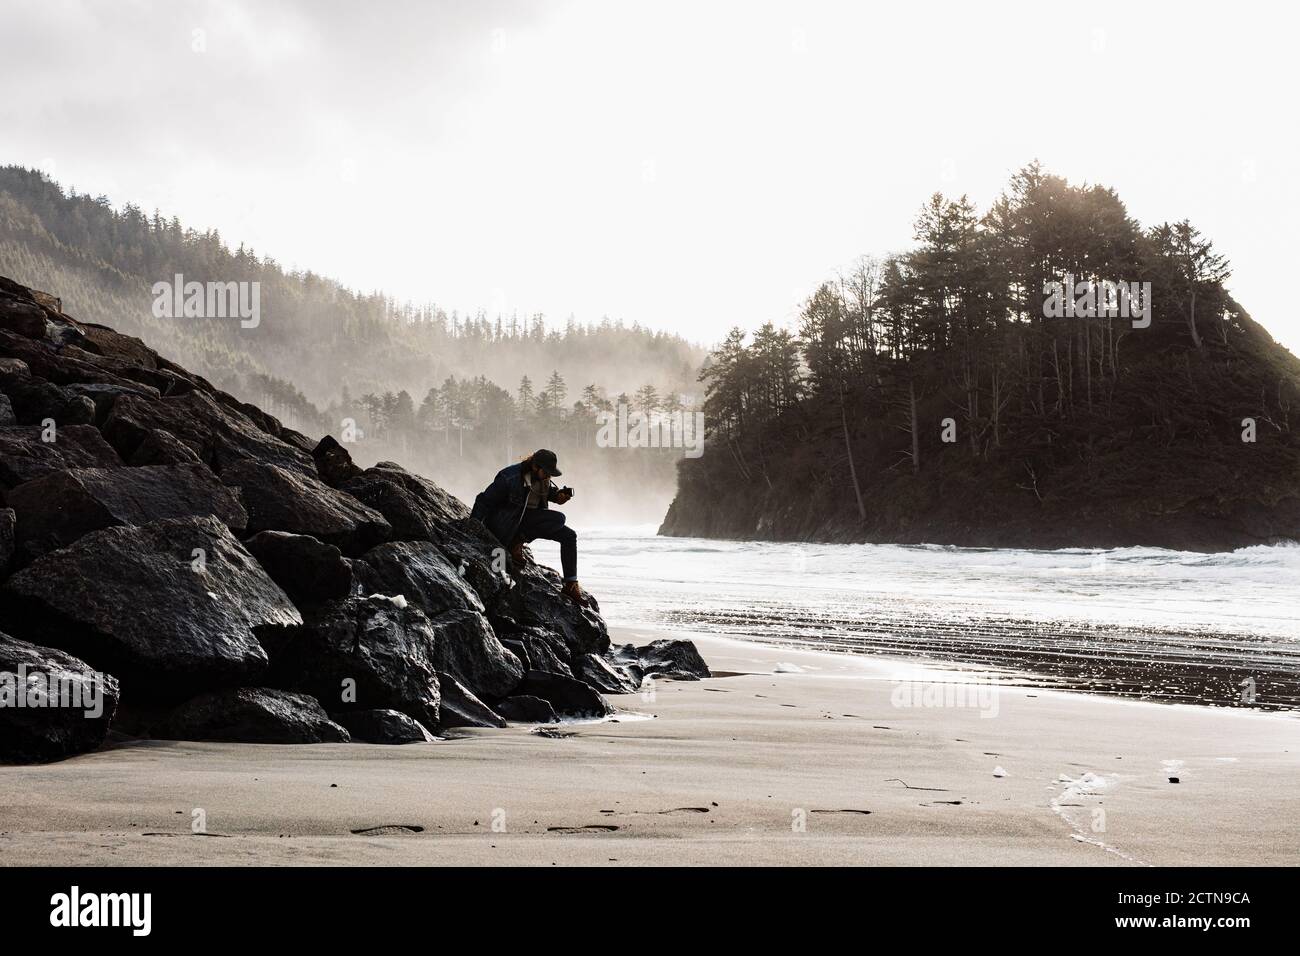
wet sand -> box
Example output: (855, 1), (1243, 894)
(2, 630), (1296, 866)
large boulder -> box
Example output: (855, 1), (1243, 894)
(515, 670), (612, 718)
(355, 540), (483, 614)
(156, 687), (349, 744)
(270, 595), (442, 730)
(65, 381), (161, 423)
(5, 464), (248, 559)
(221, 459), (391, 556)
(102, 390), (314, 476)
(76, 324), (161, 371)
(0, 329), (159, 393)
(489, 563), (610, 668)
(0, 632), (120, 763)
(0, 424), (123, 488)
(577, 653), (643, 694)
(341, 463), (510, 605)
(128, 427), (203, 466)
(355, 541), (523, 699)
(436, 672), (506, 729)
(0, 391), (14, 425)
(612, 639), (711, 681)
(427, 610), (524, 700)
(0, 294), (47, 339)
(312, 435), (362, 487)
(508, 626), (573, 678)
(1, 516), (301, 698)
(0, 282), (85, 349)
(495, 695), (558, 724)
(244, 531), (354, 607)
(332, 708), (434, 744)
(0, 372), (96, 426)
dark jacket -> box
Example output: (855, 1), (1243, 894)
(470, 461), (562, 546)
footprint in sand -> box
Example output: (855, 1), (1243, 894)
(602, 806), (715, 816)
(810, 809), (872, 815)
(350, 825), (425, 835)
(547, 825), (619, 833)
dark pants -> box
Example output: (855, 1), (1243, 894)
(517, 508), (577, 581)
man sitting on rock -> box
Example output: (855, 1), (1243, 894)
(470, 448), (589, 605)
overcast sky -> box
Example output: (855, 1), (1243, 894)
(4, 0), (1298, 351)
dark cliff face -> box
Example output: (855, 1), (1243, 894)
(661, 303), (1300, 553)
(0, 274), (710, 763)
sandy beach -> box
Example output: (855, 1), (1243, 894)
(2, 629), (1296, 866)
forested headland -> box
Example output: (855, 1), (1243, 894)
(661, 163), (1300, 550)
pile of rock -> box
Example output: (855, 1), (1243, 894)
(0, 275), (707, 763)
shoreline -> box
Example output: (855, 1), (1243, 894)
(2, 628), (1296, 866)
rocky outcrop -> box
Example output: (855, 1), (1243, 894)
(0, 632), (119, 763)
(156, 687), (350, 744)
(0, 274), (708, 762)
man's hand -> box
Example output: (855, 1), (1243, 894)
(553, 489), (572, 505)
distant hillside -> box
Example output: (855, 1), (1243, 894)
(661, 163), (1300, 551)
(0, 166), (705, 512)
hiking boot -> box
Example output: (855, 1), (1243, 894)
(561, 580), (590, 606)
(509, 539), (529, 567)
